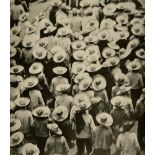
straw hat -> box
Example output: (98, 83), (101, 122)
(10, 132), (24, 147)
(86, 63), (102, 73)
(126, 60), (142, 71)
(79, 0), (89, 8)
(74, 72), (90, 84)
(130, 17), (144, 26)
(131, 24), (145, 36)
(73, 50), (87, 61)
(124, 2), (136, 12)
(53, 66), (67, 75)
(98, 29), (110, 41)
(103, 56), (120, 67)
(53, 51), (66, 63)
(103, 3), (116, 16)
(10, 119), (21, 133)
(72, 40), (86, 50)
(41, 18), (52, 29)
(86, 45), (100, 57)
(107, 42), (120, 50)
(10, 35), (20, 47)
(116, 2), (126, 10)
(92, 75), (107, 91)
(96, 112), (113, 126)
(85, 19), (99, 31)
(74, 93), (89, 106)
(111, 96), (126, 107)
(21, 143), (40, 155)
(86, 54), (100, 64)
(118, 30), (130, 40)
(10, 101), (16, 110)
(10, 75), (23, 83)
(32, 47), (47, 60)
(32, 106), (50, 118)
(25, 25), (37, 34)
(72, 62), (86, 74)
(90, 97), (102, 105)
(10, 46), (17, 58)
(11, 26), (21, 36)
(114, 24), (128, 31)
(126, 38), (140, 50)
(50, 0), (62, 7)
(44, 25), (57, 34)
(102, 47), (115, 59)
(119, 120), (135, 132)
(36, 12), (45, 21)
(114, 72), (129, 85)
(15, 97), (30, 107)
(57, 27), (71, 37)
(24, 77), (39, 88)
(116, 85), (132, 95)
(100, 18), (116, 29)
(10, 65), (24, 74)
(78, 101), (91, 111)
(84, 35), (98, 44)
(116, 13), (129, 25)
(55, 83), (71, 92)
(22, 38), (35, 48)
(50, 46), (66, 55)
(47, 123), (62, 135)
(36, 37), (48, 48)
(29, 62), (43, 74)
(19, 13), (29, 22)
(136, 48), (145, 59)
(52, 106), (68, 122)
(79, 77), (92, 91)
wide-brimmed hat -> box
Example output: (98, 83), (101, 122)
(47, 123), (62, 135)
(103, 56), (120, 67)
(74, 72), (90, 84)
(86, 45), (100, 57)
(24, 77), (39, 88)
(100, 18), (116, 29)
(57, 27), (71, 37)
(116, 85), (132, 95)
(21, 143), (40, 155)
(90, 97), (102, 105)
(49, 46), (66, 55)
(131, 24), (145, 36)
(74, 93), (89, 106)
(92, 74), (107, 91)
(79, 0), (89, 8)
(108, 42), (120, 50)
(55, 83), (71, 92)
(102, 47), (115, 59)
(10, 101), (16, 110)
(41, 18), (52, 29)
(50, 0), (62, 6)
(29, 62), (43, 74)
(126, 38), (140, 50)
(119, 120), (135, 132)
(11, 26), (21, 36)
(116, 2), (126, 10)
(10, 132), (24, 147)
(78, 101), (91, 111)
(114, 24), (128, 31)
(118, 30), (130, 40)
(36, 37), (48, 48)
(25, 25), (37, 34)
(10, 46), (17, 58)
(85, 19), (99, 31)
(72, 62), (86, 74)
(85, 54), (100, 64)
(130, 17), (144, 26)
(98, 29), (110, 41)
(15, 97), (30, 107)
(53, 66), (67, 75)
(136, 48), (145, 59)
(116, 13), (129, 25)
(114, 72), (129, 85)
(125, 2), (136, 12)
(53, 51), (67, 63)
(32, 106), (50, 118)
(72, 40), (86, 50)
(44, 25), (57, 33)
(52, 106), (68, 122)
(73, 50), (87, 61)
(103, 3), (116, 16)
(32, 47), (47, 60)
(79, 77), (92, 91)
(10, 119), (21, 133)
(10, 35), (20, 47)
(22, 38), (35, 48)
(36, 12), (45, 21)
(111, 96), (126, 107)
(86, 63), (102, 73)
(19, 13), (29, 22)
(84, 7), (93, 16)
(10, 75), (23, 83)
(96, 112), (113, 126)
(84, 35), (98, 44)
(126, 60), (142, 71)
(10, 65), (24, 74)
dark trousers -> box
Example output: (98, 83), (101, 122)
(76, 138), (92, 155)
(94, 148), (111, 155)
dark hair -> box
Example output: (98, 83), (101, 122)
(15, 0), (20, 5)
(10, 82), (18, 88)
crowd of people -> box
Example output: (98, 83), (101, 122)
(10, 0), (145, 154)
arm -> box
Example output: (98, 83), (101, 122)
(44, 138), (50, 155)
(38, 91), (45, 106)
(62, 136), (69, 155)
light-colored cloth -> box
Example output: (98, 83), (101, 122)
(69, 16), (82, 33)
(116, 132), (141, 155)
(10, 87), (20, 101)
(29, 89), (45, 110)
(15, 110), (33, 134)
(126, 72), (144, 90)
(44, 135), (69, 155)
(93, 125), (113, 149)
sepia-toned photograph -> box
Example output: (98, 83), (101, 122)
(10, 0), (145, 154)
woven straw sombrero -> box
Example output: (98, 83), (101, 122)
(103, 3), (116, 16)
(102, 47), (115, 59)
(32, 106), (50, 118)
(10, 65), (24, 74)
(24, 77), (39, 88)
(10, 132), (24, 147)
(10, 119), (21, 133)
(53, 66), (67, 75)
(29, 62), (43, 74)
(32, 47), (47, 60)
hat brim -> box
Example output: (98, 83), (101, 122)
(10, 119), (21, 133)
(32, 106), (50, 118)
(29, 63), (43, 74)
(53, 67), (67, 75)
(96, 113), (113, 126)
(10, 132), (24, 147)
(10, 65), (24, 74)
(15, 98), (30, 107)
(116, 86), (132, 95)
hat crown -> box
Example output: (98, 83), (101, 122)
(28, 81), (34, 86)
(13, 67), (18, 72)
(95, 80), (101, 85)
(26, 149), (34, 155)
(131, 64), (137, 69)
(57, 110), (63, 116)
(12, 135), (20, 143)
(100, 117), (107, 123)
(36, 109), (43, 116)
(106, 51), (111, 56)
(36, 51), (42, 57)
(10, 120), (16, 127)
(19, 100), (26, 105)
(76, 43), (82, 48)
(110, 60), (116, 65)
